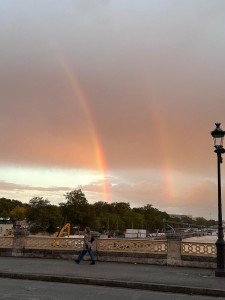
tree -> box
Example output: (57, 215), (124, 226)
(137, 204), (169, 232)
(0, 194), (218, 235)
(29, 197), (50, 208)
(181, 216), (194, 224)
(131, 211), (145, 229)
(93, 201), (110, 216)
(10, 206), (26, 221)
(206, 219), (217, 226)
(195, 217), (207, 226)
(59, 189), (96, 229)
(0, 198), (24, 218)
(46, 205), (63, 233)
(26, 197), (63, 233)
(111, 202), (131, 215)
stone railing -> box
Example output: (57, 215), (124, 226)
(24, 237), (83, 251)
(0, 235), (217, 268)
(97, 238), (167, 254)
(181, 242), (216, 258)
(0, 237), (13, 248)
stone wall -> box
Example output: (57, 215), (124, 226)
(0, 231), (217, 268)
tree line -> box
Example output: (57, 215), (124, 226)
(0, 189), (217, 235)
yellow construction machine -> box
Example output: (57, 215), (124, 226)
(57, 223), (70, 237)
(50, 223), (70, 247)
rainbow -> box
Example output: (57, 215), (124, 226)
(57, 55), (110, 202)
(150, 100), (174, 204)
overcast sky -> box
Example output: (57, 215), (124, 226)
(1, 0), (225, 219)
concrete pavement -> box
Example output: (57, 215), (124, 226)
(0, 257), (224, 297)
(0, 278), (222, 300)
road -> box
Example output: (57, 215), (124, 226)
(0, 278), (222, 300)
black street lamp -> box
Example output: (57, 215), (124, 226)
(211, 123), (225, 277)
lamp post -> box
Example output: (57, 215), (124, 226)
(211, 123), (225, 277)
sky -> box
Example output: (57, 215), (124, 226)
(1, 0), (225, 219)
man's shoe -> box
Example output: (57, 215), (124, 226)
(90, 261), (95, 265)
(74, 259), (80, 264)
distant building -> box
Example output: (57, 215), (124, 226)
(0, 217), (11, 224)
(125, 229), (146, 239)
(0, 218), (13, 236)
(0, 218), (28, 235)
(15, 220), (28, 228)
(169, 214), (193, 220)
(0, 224), (13, 236)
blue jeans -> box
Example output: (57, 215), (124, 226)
(78, 249), (95, 262)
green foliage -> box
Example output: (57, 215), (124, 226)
(110, 202), (131, 215)
(0, 198), (24, 218)
(29, 197), (50, 207)
(195, 217), (207, 226)
(206, 219), (217, 226)
(26, 197), (63, 233)
(181, 216), (195, 224)
(0, 190), (218, 235)
(29, 225), (39, 234)
(10, 206), (26, 221)
(133, 204), (169, 231)
(47, 205), (63, 233)
(93, 201), (110, 216)
(59, 189), (96, 229)
(194, 217), (217, 227)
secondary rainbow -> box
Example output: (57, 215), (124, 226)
(150, 100), (174, 203)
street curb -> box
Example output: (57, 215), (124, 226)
(0, 272), (224, 298)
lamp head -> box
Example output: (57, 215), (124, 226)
(211, 123), (225, 148)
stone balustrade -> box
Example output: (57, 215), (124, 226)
(97, 238), (167, 254)
(0, 234), (217, 268)
(24, 237), (84, 251)
(0, 237), (13, 249)
(181, 242), (216, 257)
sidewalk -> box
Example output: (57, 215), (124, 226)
(0, 257), (224, 297)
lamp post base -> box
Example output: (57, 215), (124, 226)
(216, 239), (225, 277)
(215, 269), (225, 277)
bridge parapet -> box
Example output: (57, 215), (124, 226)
(181, 242), (216, 257)
(0, 236), (13, 249)
(24, 237), (83, 251)
(0, 235), (217, 268)
(97, 238), (167, 254)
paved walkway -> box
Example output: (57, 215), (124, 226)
(0, 257), (224, 297)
